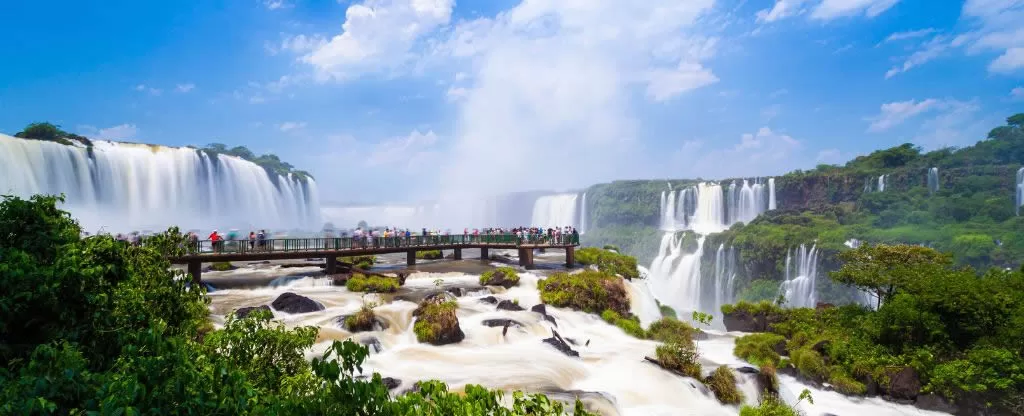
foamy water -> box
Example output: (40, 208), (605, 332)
(206, 266), (951, 416)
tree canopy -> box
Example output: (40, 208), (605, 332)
(201, 143), (313, 181)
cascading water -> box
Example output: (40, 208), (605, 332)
(579, 192), (588, 233)
(0, 134), (320, 232)
(658, 178), (776, 233)
(530, 193), (579, 228)
(927, 167), (939, 194)
(877, 175), (886, 192)
(768, 178), (776, 210)
(711, 244), (738, 317)
(779, 244), (818, 308)
(1016, 167), (1023, 216)
(660, 190), (678, 230)
(648, 233), (706, 316)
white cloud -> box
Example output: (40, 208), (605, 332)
(816, 148), (844, 164)
(176, 83), (195, 93)
(264, 0), (290, 10)
(958, 0), (1024, 74)
(365, 130), (440, 172)
(884, 36), (951, 78)
(445, 86), (467, 102)
(757, 0), (808, 23)
(249, 96), (267, 104)
(1012, 86), (1024, 100)
(867, 98), (941, 132)
(279, 34), (328, 54)
(454, 72), (467, 82)
(646, 62), (719, 101)
(277, 121), (307, 132)
(95, 124), (139, 140)
(134, 84), (162, 96)
(300, 0), (455, 81)
(989, 47), (1024, 73)
(682, 127), (803, 178)
(883, 28), (937, 43)
(757, 0), (899, 23)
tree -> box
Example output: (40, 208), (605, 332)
(14, 122), (64, 142)
(1008, 113), (1024, 128)
(829, 243), (952, 308)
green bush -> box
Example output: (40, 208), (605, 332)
(647, 317), (698, 344)
(479, 266), (520, 287)
(658, 303), (678, 319)
(790, 348), (827, 382)
(706, 365), (744, 405)
(828, 371), (867, 395)
(342, 255), (376, 270)
(344, 303), (377, 332)
(345, 273), (400, 293)
(737, 280), (782, 303)
(413, 301), (458, 344)
(415, 250), (443, 260)
(537, 270), (630, 316)
(601, 309), (646, 338)
(574, 247), (640, 279)
(721, 300), (783, 316)
(734, 333), (786, 366)
(210, 261), (234, 271)
(739, 395), (801, 416)
(655, 342), (702, 379)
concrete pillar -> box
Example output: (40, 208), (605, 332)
(407, 250), (417, 266)
(325, 256), (337, 274)
(187, 261), (202, 284)
(518, 248), (535, 269)
(453, 248), (462, 260)
(565, 246), (575, 267)
(480, 247), (489, 260)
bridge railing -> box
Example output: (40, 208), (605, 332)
(180, 233), (580, 256)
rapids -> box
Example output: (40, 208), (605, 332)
(205, 260), (949, 416)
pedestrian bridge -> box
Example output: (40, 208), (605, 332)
(167, 234), (581, 282)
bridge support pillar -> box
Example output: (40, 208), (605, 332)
(453, 248), (462, 260)
(187, 260), (202, 284)
(325, 256), (337, 275)
(407, 250), (416, 266)
(480, 247), (489, 260)
(518, 248), (535, 269)
(565, 246), (575, 267)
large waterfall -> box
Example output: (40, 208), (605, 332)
(779, 244), (818, 308)
(579, 192), (588, 233)
(927, 167), (939, 194)
(530, 193), (579, 228)
(0, 135), (320, 233)
(1017, 167), (1023, 216)
(648, 233), (706, 316)
(659, 178), (775, 233)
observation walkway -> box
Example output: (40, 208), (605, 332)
(167, 234), (580, 282)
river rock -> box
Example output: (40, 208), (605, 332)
(360, 336), (383, 353)
(496, 300), (525, 311)
(414, 296), (465, 346)
(530, 304), (547, 314)
(381, 377), (402, 390)
(542, 329), (579, 357)
(482, 319), (522, 328)
(413, 292), (457, 317)
(234, 305), (271, 319)
(337, 314), (389, 332)
(888, 367), (921, 400)
(271, 292), (324, 314)
(479, 296), (499, 304)
(481, 268), (519, 288)
(736, 366), (759, 375)
(446, 287), (466, 297)
(723, 307), (783, 332)
(915, 394), (957, 413)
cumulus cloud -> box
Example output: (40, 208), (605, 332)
(866, 98), (986, 149)
(176, 83), (195, 93)
(680, 127), (804, 178)
(264, 0), (290, 10)
(277, 121), (307, 132)
(95, 124), (139, 140)
(867, 99), (942, 132)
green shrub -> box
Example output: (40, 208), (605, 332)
(342, 255), (376, 269)
(721, 300), (783, 316)
(790, 348), (827, 382)
(647, 318), (698, 344)
(537, 270), (630, 315)
(828, 371), (867, 395)
(602, 244), (620, 251)
(413, 301), (458, 344)
(738, 280), (782, 303)
(575, 247), (640, 279)
(759, 363), (779, 394)
(344, 303), (377, 332)
(600, 309), (646, 338)
(739, 395), (801, 416)
(479, 266), (520, 287)
(706, 365), (744, 405)
(345, 273), (400, 293)
(415, 250), (443, 260)
(655, 342), (702, 379)
(659, 303), (677, 319)
(210, 261), (234, 271)
(734, 333), (786, 366)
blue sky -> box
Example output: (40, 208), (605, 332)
(1, 0), (1022, 204)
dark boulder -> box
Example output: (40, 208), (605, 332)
(446, 287), (466, 297)
(337, 314), (389, 333)
(482, 319), (523, 328)
(542, 329), (579, 357)
(811, 340), (831, 356)
(496, 300), (525, 311)
(541, 313), (558, 327)
(479, 296), (499, 304)
(414, 296), (465, 346)
(530, 304), (547, 315)
(481, 269), (519, 288)
(736, 366), (759, 375)
(888, 367), (922, 400)
(381, 377), (402, 390)
(271, 292), (324, 314)
(234, 305), (271, 319)
(915, 394), (957, 413)
(722, 307), (783, 333)
(360, 336), (383, 354)
(413, 292), (457, 317)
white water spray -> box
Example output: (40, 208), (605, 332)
(927, 168), (939, 194)
(779, 244), (818, 308)
(580, 192), (588, 234)
(1016, 167), (1023, 216)
(531, 194), (579, 228)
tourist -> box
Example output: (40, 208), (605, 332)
(249, 231), (256, 250)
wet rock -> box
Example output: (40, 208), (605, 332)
(915, 394), (957, 413)
(381, 377), (402, 390)
(773, 339), (788, 357)
(723, 307), (783, 333)
(482, 318), (523, 328)
(271, 292), (324, 314)
(735, 366), (759, 375)
(542, 329), (579, 357)
(360, 336), (383, 353)
(480, 268), (519, 288)
(337, 314), (389, 333)
(414, 296), (464, 346)
(479, 296), (499, 304)
(496, 300), (525, 311)
(542, 313), (558, 327)
(413, 292), (457, 317)
(233, 305), (271, 319)
(566, 337), (578, 346)
(446, 287), (466, 297)
(530, 304), (547, 315)
(888, 367), (921, 400)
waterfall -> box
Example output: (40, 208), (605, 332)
(530, 193), (578, 228)
(1016, 167), (1024, 216)
(660, 190), (678, 230)
(0, 134), (320, 233)
(779, 244), (818, 308)
(877, 175), (886, 192)
(768, 178), (776, 210)
(579, 192), (588, 233)
(648, 233), (706, 316)
(711, 244), (737, 316)
(927, 167), (939, 194)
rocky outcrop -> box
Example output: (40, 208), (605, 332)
(722, 307), (783, 333)
(413, 294), (464, 346)
(360, 336), (383, 354)
(542, 329), (579, 357)
(914, 394), (957, 413)
(496, 300), (525, 311)
(479, 296), (498, 304)
(337, 313), (389, 333)
(271, 292), (324, 314)
(482, 318), (522, 328)
(888, 367), (921, 400)
(233, 305), (271, 319)
(479, 268), (519, 288)
(530, 303), (558, 327)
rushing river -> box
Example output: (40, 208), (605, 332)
(203, 253), (949, 416)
